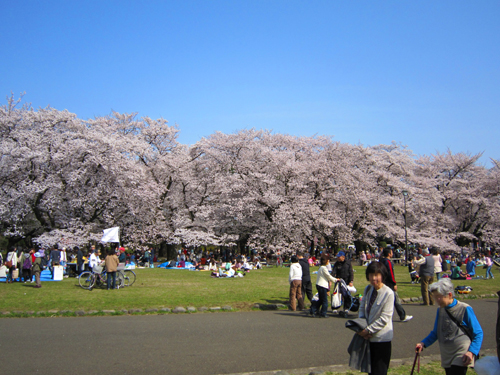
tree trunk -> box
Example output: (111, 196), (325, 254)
(158, 242), (177, 260)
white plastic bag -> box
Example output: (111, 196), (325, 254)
(474, 356), (500, 375)
(331, 283), (343, 309)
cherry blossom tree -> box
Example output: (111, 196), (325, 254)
(0, 96), (180, 248)
(2, 94), (499, 253)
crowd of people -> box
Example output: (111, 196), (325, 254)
(1, 241), (494, 373)
(0, 244), (155, 288)
(284, 246), (490, 375)
(1, 247), (52, 286)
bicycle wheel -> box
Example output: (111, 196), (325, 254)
(116, 271), (125, 289)
(122, 269), (136, 286)
(79, 272), (94, 289)
(96, 272), (106, 289)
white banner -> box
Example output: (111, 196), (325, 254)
(101, 227), (120, 243)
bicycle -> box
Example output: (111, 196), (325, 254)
(78, 265), (125, 290)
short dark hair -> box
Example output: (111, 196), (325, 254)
(365, 261), (387, 281)
(291, 255), (298, 263)
(320, 254), (329, 265)
(382, 248), (392, 257)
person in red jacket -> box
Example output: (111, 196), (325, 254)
(379, 248), (413, 322)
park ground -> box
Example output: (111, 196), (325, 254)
(1, 263), (498, 374)
(1, 263), (498, 314)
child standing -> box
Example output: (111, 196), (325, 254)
(484, 255), (494, 279)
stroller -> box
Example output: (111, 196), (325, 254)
(331, 279), (360, 318)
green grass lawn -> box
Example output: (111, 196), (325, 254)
(1, 263), (499, 313)
(325, 361), (478, 375)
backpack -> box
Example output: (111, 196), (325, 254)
(442, 259), (448, 271)
(455, 285), (473, 294)
(23, 257), (32, 269)
(350, 295), (361, 312)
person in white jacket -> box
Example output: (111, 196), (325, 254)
(289, 255), (304, 311)
(310, 254), (338, 317)
(88, 247), (100, 272)
(6, 247), (18, 283)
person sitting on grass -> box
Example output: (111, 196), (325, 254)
(233, 259), (242, 270)
(200, 255), (207, 266)
(193, 259), (206, 270)
(451, 262), (468, 280)
(218, 265), (235, 277)
(208, 257), (217, 271)
(242, 259), (252, 271)
(465, 255), (476, 277)
(254, 258), (262, 269)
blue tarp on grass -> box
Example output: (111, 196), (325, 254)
(157, 261), (196, 270)
(0, 269), (62, 282)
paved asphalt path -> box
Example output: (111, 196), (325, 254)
(0, 299), (497, 375)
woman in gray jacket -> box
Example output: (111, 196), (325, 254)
(357, 262), (395, 375)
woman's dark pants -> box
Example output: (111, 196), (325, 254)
(310, 285), (329, 317)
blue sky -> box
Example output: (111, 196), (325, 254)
(2, 1), (499, 165)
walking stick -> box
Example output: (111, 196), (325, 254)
(410, 351), (420, 374)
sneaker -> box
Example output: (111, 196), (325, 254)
(402, 315), (413, 322)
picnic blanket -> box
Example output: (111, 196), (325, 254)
(0, 268), (62, 282)
(158, 261), (196, 270)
